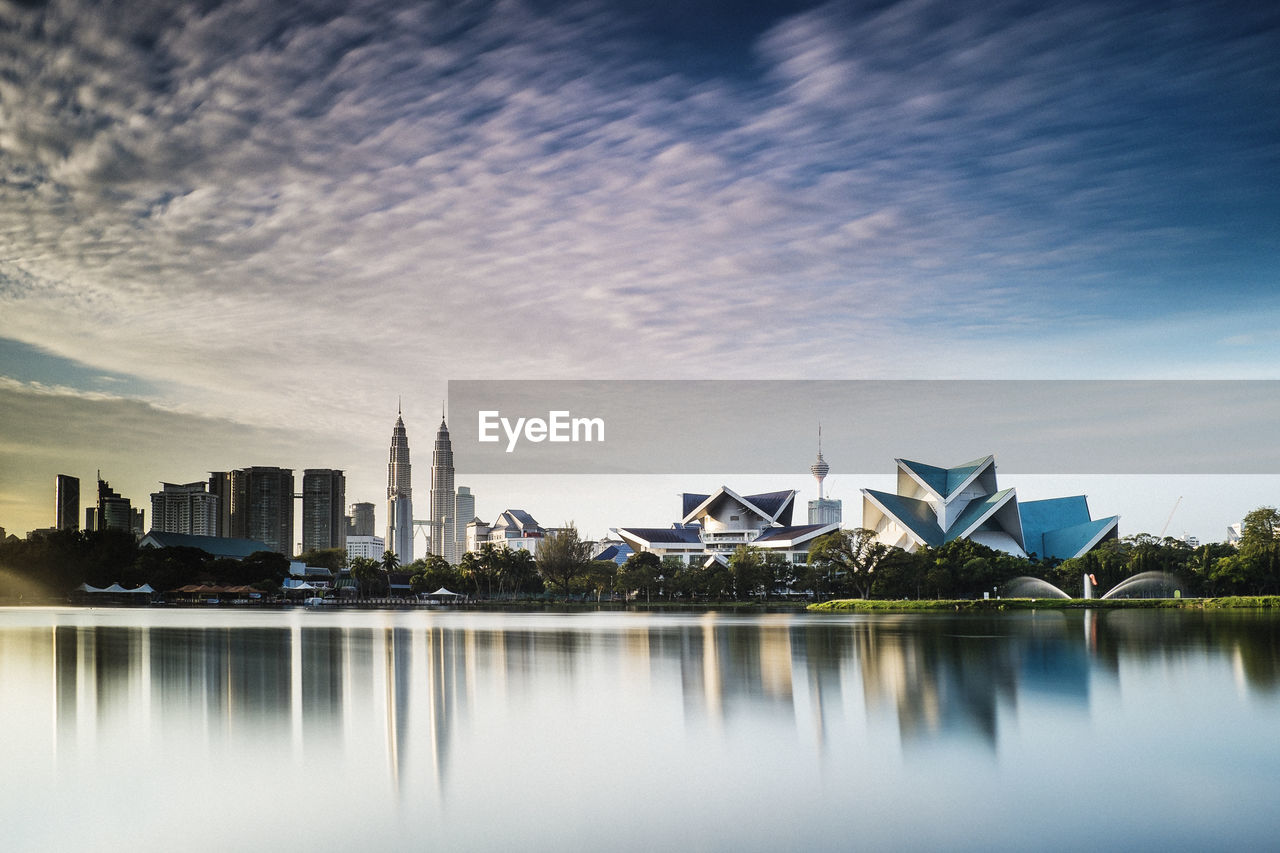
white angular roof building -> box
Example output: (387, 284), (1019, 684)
(861, 455), (1118, 561)
(617, 486), (839, 566)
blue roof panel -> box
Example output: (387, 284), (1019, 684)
(864, 489), (944, 547)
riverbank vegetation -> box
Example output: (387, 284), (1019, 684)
(3, 507), (1279, 605)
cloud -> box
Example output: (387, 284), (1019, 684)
(1, 0), (1278, 536)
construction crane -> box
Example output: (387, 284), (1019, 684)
(1159, 496), (1183, 538)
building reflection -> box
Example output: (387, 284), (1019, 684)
(34, 607), (1280, 791)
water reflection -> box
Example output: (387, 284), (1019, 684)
(6, 608), (1280, 850)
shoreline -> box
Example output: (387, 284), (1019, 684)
(808, 596), (1280, 612)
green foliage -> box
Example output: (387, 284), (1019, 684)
(295, 547), (348, 572)
(728, 545), (769, 600)
(621, 551), (662, 601)
(535, 523), (595, 596)
(806, 528), (888, 599)
(408, 554), (463, 594)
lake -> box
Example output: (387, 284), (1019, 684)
(2, 607), (1278, 851)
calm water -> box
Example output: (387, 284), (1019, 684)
(3, 607), (1279, 852)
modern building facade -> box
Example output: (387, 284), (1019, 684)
(150, 481), (219, 536)
(347, 501), (376, 538)
(386, 409), (414, 564)
(454, 486), (474, 558)
(94, 477), (139, 535)
(430, 416), (456, 564)
(617, 487), (839, 568)
(345, 534), (386, 563)
(55, 474), (79, 531)
(208, 471), (233, 537)
(301, 469), (346, 553)
(861, 455), (1119, 561)
(230, 467), (295, 555)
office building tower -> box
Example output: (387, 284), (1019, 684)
(807, 426), (842, 526)
(386, 407), (414, 563)
(430, 415), (456, 564)
(150, 481), (219, 536)
(208, 471), (233, 537)
(234, 466), (294, 555)
(346, 534), (386, 563)
(302, 468), (346, 553)
(347, 502), (375, 538)
(97, 477), (135, 533)
(55, 474), (79, 531)
(454, 486), (475, 558)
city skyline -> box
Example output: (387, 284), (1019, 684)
(2, 0), (1279, 541)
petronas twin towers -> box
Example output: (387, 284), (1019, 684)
(385, 405), (457, 565)
(386, 407), (414, 563)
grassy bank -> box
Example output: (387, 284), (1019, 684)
(808, 596), (1280, 612)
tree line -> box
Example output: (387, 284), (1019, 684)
(4, 508), (1279, 601)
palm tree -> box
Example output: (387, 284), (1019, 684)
(381, 550), (399, 572)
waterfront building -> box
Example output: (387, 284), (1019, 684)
(150, 481), (219, 536)
(470, 509), (546, 555)
(430, 416), (456, 564)
(55, 474), (79, 531)
(861, 455), (1119, 560)
(454, 486), (474, 559)
(347, 501), (376, 538)
(386, 408), (414, 564)
(302, 469), (346, 552)
(593, 534), (634, 565)
(346, 534), (386, 563)
(231, 467), (294, 555)
(617, 487), (839, 567)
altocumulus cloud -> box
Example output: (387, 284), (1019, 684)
(0, 0), (1278, 514)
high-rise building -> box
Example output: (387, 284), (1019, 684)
(807, 426), (843, 526)
(346, 534), (386, 563)
(454, 486), (475, 558)
(208, 471), (233, 537)
(234, 466), (294, 555)
(347, 502), (375, 538)
(386, 407), (414, 563)
(302, 469), (346, 553)
(430, 415), (456, 564)
(55, 474), (79, 531)
(150, 481), (219, 536)
(97, 476), (135, 534)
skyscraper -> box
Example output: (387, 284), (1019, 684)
(807, 426), (843, 526)
(55, 474), (79, 531)
(151, 481), (219, 536)
(208, 471), (233, 537)
(387, 407), (414, 563)
(302, 469), (346, 553)
(347, 501), (375, 537)
(97, 476), (135, 533)
(235, 466), (294, 555)
(454, 486), (475, 558)
(430, 415), (456, 564)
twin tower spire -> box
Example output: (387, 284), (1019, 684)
(386, 403), (456, 564)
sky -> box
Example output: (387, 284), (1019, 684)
(1, 0), (1278, 544)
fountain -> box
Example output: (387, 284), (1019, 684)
(1002, 571), (1184, 600)
(1099, 570), (1183, 600)
(1003, 577), (1072, 599)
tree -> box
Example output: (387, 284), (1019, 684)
(728, 545), (768, 600)
(409, 554), (461, 595)
(228, 551), (291, 586)
(621, 551), (662, 602)
(1240, 507), (1280, 549)
(350, 556), (385, 597)
(294, 547), (348, 572)
(807, 528), (888, 600)
(381, 550), (400, 572)
(536, 523), (595, 596)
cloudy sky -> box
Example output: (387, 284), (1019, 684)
(2, 0), (1278, 543)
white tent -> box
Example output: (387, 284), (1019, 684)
(429, 588), (460, 597)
